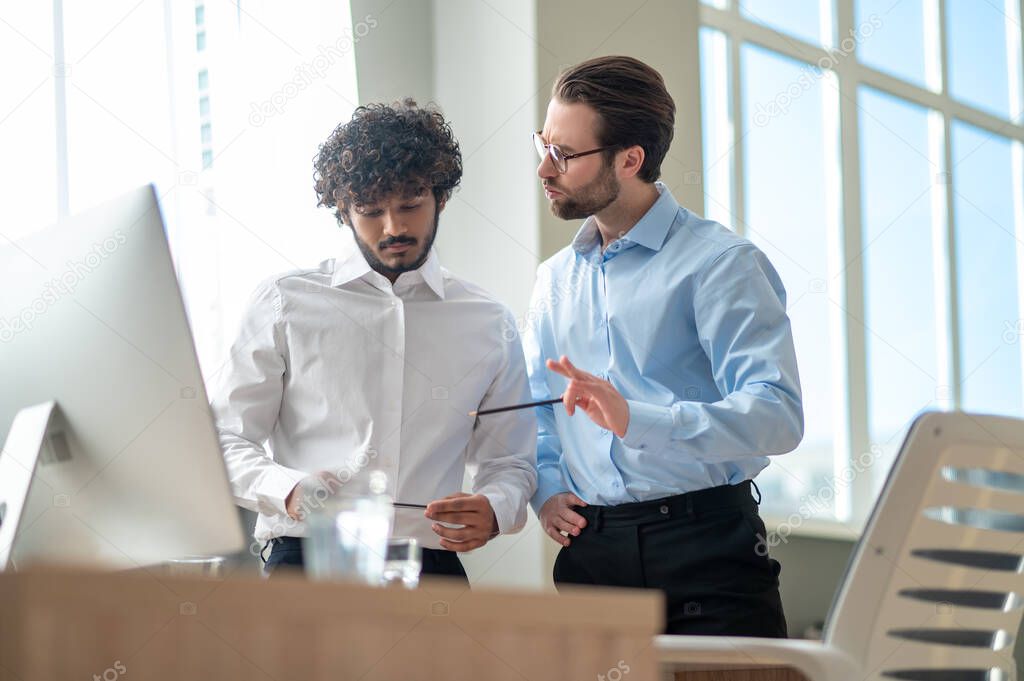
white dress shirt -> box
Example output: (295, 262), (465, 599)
(209, 245), (537, 550)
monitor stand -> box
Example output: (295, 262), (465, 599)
(0, 401), (59, 570)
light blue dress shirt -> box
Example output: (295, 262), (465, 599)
(525, 183), (803, 510)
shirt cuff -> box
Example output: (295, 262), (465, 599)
(255, 465), (311, 517)
(529, 469), (570, 516)
(620, 399), (674, 452)
(477, 487), (523, 536)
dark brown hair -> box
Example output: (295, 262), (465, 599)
(553, 56), (675, 183)
(313, 98), (462, 224)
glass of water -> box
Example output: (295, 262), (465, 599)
(304, 470), (394, 584)
(381, 537), (421, 588)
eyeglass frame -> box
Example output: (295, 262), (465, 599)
(532, 131), (616, 174)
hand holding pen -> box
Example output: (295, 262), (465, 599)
(470, 355), (631, 438)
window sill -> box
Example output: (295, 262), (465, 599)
(759, 513), (864, 543)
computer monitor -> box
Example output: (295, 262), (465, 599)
(0, 184), (245, 570)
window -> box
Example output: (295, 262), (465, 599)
(62, 0), (175, 215)
(952, 121), (1023, 417)
(855, 0), (930, 88)
(945, 0), (1018, 119)
(740, 0), (828, 46)
(1, 0), (360, 380)
(858, 87), (941, 496)
(739, 44), (839, 519)
(699, 27), (733, 228)
(0, 2), (57, 240)
(699, 0), (1024, 529)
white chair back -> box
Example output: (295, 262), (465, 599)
(825, 412), (1024, 681)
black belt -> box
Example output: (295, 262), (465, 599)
(576, 480), (760, 532)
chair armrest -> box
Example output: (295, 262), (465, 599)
(655, 635), (858, 681)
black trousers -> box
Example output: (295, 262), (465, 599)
(553, 480), (788, 637)
(261, 536), (469, 586)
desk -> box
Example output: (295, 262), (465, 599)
(662, 642), (810, 680)
(0, 567), (662, 681)
(1, 568), (815, 680)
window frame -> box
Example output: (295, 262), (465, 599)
(700, 0), (1024, 533)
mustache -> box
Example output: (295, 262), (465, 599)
(379, 236), (417, 249)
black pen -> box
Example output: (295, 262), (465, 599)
(469, 395), (565, 417)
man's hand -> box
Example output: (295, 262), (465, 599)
(284, 471), (345, 520)
(285, 482), (304, 520)
(425, 492), (498, 552)
(538, 492), (588, 547)
(547, 355), (630, 437)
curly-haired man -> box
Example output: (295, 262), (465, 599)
(210, 99), (537, 582)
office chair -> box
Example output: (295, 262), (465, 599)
(658, 411), (1024, 681)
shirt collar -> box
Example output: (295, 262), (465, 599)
(331, 242), (446, 300)
(410, 248), (446, 299)
(570, 181), (679, 256)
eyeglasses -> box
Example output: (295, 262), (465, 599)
(532, 131), (614, 174)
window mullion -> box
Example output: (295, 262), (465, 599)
(52, 0), (69, 219)
(729, 25), (746, 236)
(831, 0), (870, 525)
(933, 0), (963, 408)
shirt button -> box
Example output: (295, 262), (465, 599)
(660, 505), (669, 515)
(639, 444), (646, 450)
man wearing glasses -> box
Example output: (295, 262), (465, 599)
(525, 56), (803, 636)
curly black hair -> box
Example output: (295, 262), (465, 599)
(313, 98), (462, 224)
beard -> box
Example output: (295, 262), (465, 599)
(350, 208), (440, 279)
(546, 159), (620, 220)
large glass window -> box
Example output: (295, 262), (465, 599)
(945, 0), (1017, 119)
(0, 2), (57, 240)
(858, 87), (941, 491)
(740, 44), (838, 518)
(855, 0), (929, 88)
(699, 0), (1024, 528)
(740, 0), (828, 46)
(0, 0), (360, 377)
(952, 122), (1023, 416)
